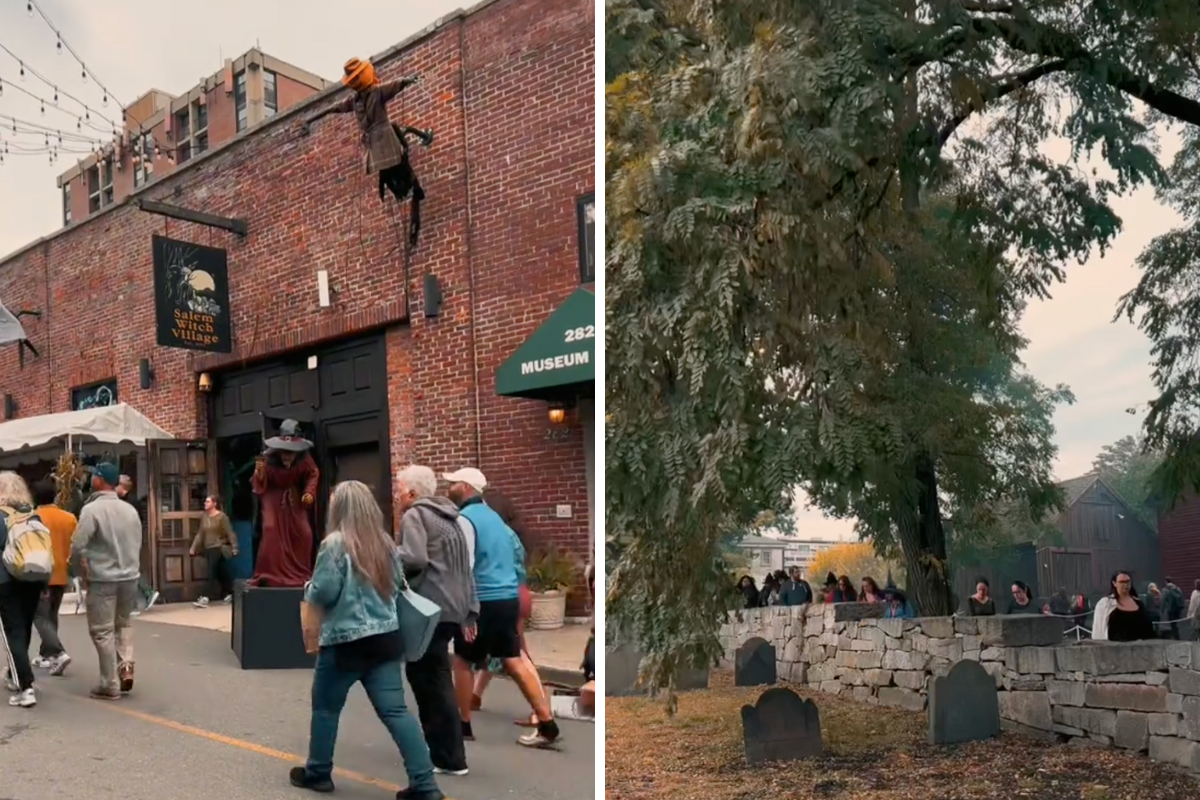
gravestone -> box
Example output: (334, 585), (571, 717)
(735, 636), (777, 687)
(928, 659), (1001, 745)
(741, 687), (823, 764)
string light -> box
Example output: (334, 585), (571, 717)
(26, 1), (32, 17)
(19, 62), (25, 81)
(56, 35), (61, 56)
(0, 44), (121, 129)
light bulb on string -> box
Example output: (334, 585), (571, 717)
(26, 1), (32, 17)
(56, 35), (62, 56)
(76, 117), (81, 131)
(19, 63), (25, 82)
(57, 131), (62, 144)
(81, 67), (87, 84)
(0, 81), (4, 97)
(53, 87), (58, 105)
(40, 100), (45, 116)
(102, 91), (108, 107)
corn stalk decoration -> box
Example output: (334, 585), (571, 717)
(53, 451), (88, 515)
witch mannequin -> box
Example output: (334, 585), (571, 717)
(303, 57), (433, 248)
(249, 420), (320, 588)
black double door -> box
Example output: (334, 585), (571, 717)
(211, 334), (393, 539)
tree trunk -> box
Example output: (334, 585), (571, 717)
(897, 453), (955, 616)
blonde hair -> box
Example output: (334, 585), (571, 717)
(0, 471), (33, 507)
(327, 480), (394, 599)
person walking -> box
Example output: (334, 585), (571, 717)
(71, 462), (143, 700)
(31, 480), (76, 676)
(0, 472), (53, 708)
(444, 467), (560, 749)
(394, 465), (477, 777)
(289, 480), (443, 800)
(189, 494), (238, 608)
(117, 474), (159, 614)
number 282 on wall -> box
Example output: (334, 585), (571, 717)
(564, 325), (596, 343)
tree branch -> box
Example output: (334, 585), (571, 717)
(974, 16), (1200, 128)
(937, 59), (1073, 147)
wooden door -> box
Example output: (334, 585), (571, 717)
(148, 439), (218, 603)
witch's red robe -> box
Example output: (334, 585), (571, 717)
(250, 453), (320, 587)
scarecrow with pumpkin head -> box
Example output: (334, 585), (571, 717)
(303, 57), (433, 249)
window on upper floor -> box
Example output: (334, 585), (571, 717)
(101, 159), (114, 207)
(234, 70), (248, 132)
(174, 108), (190, 142)
(577, 192), (595, 284)
(263, 70), (278, 117)
(193, 99), (207, 133)
(62, 182), (71, 226)
(86, 166), (100, 213)
(177, 141), (192, 164)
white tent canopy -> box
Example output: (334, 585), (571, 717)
(0, 403), (174, 454)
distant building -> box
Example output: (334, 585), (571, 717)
(952, 473), (1160, 602)
(57, 48), (330, 225)
(736, 535), (839, 577)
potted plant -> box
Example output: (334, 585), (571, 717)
(526, 548), (580, 630)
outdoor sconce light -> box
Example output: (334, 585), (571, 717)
(548, 403), (566, 424)
(139, 358), (155, 390)
(197, 372), (213, 393)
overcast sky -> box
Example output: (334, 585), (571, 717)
(0, 0), (471, 256)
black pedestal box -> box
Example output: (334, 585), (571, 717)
(231, 581), (316, 670)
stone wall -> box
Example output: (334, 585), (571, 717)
(719, 604), (1200, 772)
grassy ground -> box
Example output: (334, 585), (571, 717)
(606, 671), (1199, 800)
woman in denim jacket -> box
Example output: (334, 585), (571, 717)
(289, 480), (442, 800)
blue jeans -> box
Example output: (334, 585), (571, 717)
(306, 648), (438, 794)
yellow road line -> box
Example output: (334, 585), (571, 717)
(54, 687), (461, 797)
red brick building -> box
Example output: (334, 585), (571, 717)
(0, 0), (596, 607)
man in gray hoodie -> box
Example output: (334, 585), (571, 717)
(70, 462), (143, 701)
(395, 464), (478, 777)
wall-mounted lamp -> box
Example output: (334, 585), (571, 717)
(548, 403), (566, 425)
(197, 372), (213, 393)
(139, 358), (155, 390)
(3, 394), (14, 421)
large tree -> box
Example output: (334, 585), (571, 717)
(1092, 435), (1164, 529)
(607, 0), (1200, 697)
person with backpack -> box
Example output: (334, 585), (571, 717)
(70, 462), (144, 701)
(0, 471), (55, 708)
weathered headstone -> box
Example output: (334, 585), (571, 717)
(928, 659), (1001, 745)
(741, 687), (823, 764)
(735, 636), (777, 687)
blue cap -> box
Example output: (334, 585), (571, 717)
(87, 462), (120, 486)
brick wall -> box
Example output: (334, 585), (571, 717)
(0, 0), (595, 598)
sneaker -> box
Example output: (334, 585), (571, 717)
(517, 719), (562, 750)
(48, 653), (71, 677)
(146, 590), (160, 610)
(433, 766), (468, 776)
(193, 596), (210, 608)
(118, 661), (135, 693)
(31, 656), (50, 669)
(3, 673), (18, 692)
(8, 688), (35, 708)
(461, 720), (475, 741)
(395, 789), (444, 800)
(288, 766), (335, 793)
(223, 594), (233, 604)
(89, 686), (121, 701)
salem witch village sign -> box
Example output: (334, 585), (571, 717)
(151, 235), (233, 353)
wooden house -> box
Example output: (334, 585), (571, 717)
(952, 473), (1160, 602)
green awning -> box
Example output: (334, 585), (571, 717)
(495, 286), (595, 398)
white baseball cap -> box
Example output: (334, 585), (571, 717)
(442, 467), (487, 493)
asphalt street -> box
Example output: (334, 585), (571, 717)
(0, 615), (594, 800)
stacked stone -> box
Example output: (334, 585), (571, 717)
(998, 639), (1200, 772)
(719, 604), (1200, 773)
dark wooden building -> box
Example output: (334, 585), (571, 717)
(952, 473), (1161, 603)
